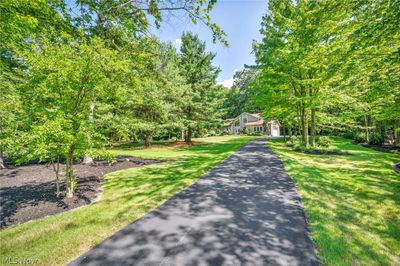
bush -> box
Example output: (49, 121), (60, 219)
(369, 132), (384, 145)
(241, 127), (248, 135)
(287, 135), (299, 146)
(342, 131), (365, 143)
(249, 132), (263, 136)
(318, 136), (332, 148)
(207, 130), (217, 137)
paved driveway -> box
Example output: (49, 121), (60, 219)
(70, 139), (319, 266)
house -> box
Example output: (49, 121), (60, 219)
(222, 112), (280, 136)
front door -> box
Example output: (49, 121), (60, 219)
(271, 125), (279, 136)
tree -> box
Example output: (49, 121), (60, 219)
(18, 35), (131, 197)
(55, 0), (228, 46)
(253, 0), (352, 147)
(0, 0), (68, 168)
(222, 69), (258, 118)
(178, 32), (222, 143)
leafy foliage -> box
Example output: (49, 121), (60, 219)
(252, 0), (400, 148)
(178, 32), (223, 143)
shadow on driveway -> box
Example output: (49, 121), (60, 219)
(69, 139), (319, 266)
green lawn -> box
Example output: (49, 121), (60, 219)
(109, 139), (176, 148)
(0, 136), (256, 266)
(268, 137), (400, 266)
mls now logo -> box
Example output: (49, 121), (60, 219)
(2, 257), (38, 265)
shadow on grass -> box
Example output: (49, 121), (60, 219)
(0, 137), (255, 266)
(268, 138), (400, 266)
(68, 138), (318, 266)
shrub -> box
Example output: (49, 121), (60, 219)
(207, 130), (217, 137)
(369, 132), (384, 145)
(287, 135), (298, 146)
(318, 136), (332, 148)
(249, 132), (263, 136)
(241, 127), (248, 135)
(342, 131), (365, 143)
(293, 139), (305, 150)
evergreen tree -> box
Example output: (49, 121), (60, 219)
(178, 32), (222, 143)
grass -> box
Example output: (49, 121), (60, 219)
(268, 137), (400, 266)
(109, 139), (176, 148)
(0, 136), (257, 266)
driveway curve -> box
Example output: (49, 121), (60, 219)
(69, 138), (319, 266)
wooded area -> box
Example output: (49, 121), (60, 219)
(1, 0), (399, 198)
(0, 0), (227, 197)
(250, 0), (399, 149)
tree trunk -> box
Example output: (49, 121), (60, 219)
(83, 103), (95, 165)
(282, 123), (287, 141)
(310, 108), (316, 147)
(395, 120), (400, 146)
(144, 132), (152, 148)
(364, 114), (369, 143)
(185, 127), (192, 144)
(0, 150), (5, 169)
(181, 129), (185, 141)
(301, 108), (309, 147)
(65, 146), (76, 198)
(379, 121), (386, 144)
(52, 157), (61, 197)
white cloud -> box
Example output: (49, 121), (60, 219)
(175, 38), (182, 49)
(218, 78), (234, 88)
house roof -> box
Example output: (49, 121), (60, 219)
(232, 112), (262, 121)
(224, 113), (275, 127)
(245, 120), (264, 126)
(250, 113), (261, 119)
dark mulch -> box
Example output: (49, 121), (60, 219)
(360, 143), (400, 153)
(293, 148), (351, 155)
(0, 156), (160, 228)
(395, 163), (400, 175)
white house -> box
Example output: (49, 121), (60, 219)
(223, 112), (280, 136)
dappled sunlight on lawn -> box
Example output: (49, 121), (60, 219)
(0, 136), (256, 266)
(268, 138), (400, 266)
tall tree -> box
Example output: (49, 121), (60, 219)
(178, 32), (222, 143)
(222, 69), (258, 118)
(253, 0), (350, 147)
(56, 0), (228, 46)
(18, 36), (132, 197)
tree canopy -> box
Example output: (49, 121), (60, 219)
(0, 0), (226, 197)
(252, 0), (400, 147)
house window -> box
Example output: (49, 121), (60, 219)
(243, 117), (247, 123)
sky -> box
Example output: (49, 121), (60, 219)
(151, 0), (268, 87)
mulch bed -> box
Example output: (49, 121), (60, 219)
(293, 148), (351, 155)
(395, 163), (400, 175)
(0, 156), (160, 228)
(360, 143), (400, 153)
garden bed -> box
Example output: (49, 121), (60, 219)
(293, 148), (351, 155)
(0, 156), (160, 228)
(360, 143), (400, 153)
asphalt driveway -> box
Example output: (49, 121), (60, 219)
(69, 138), (319, 266)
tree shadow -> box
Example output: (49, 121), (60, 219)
(0, 176), (100, 228)
(69, 139), (319, 266)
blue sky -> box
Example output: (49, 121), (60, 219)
(152, 0), (268, 87)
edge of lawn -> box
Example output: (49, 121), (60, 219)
(0, 136), (257, 266)
(267, 136), (400, 266)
